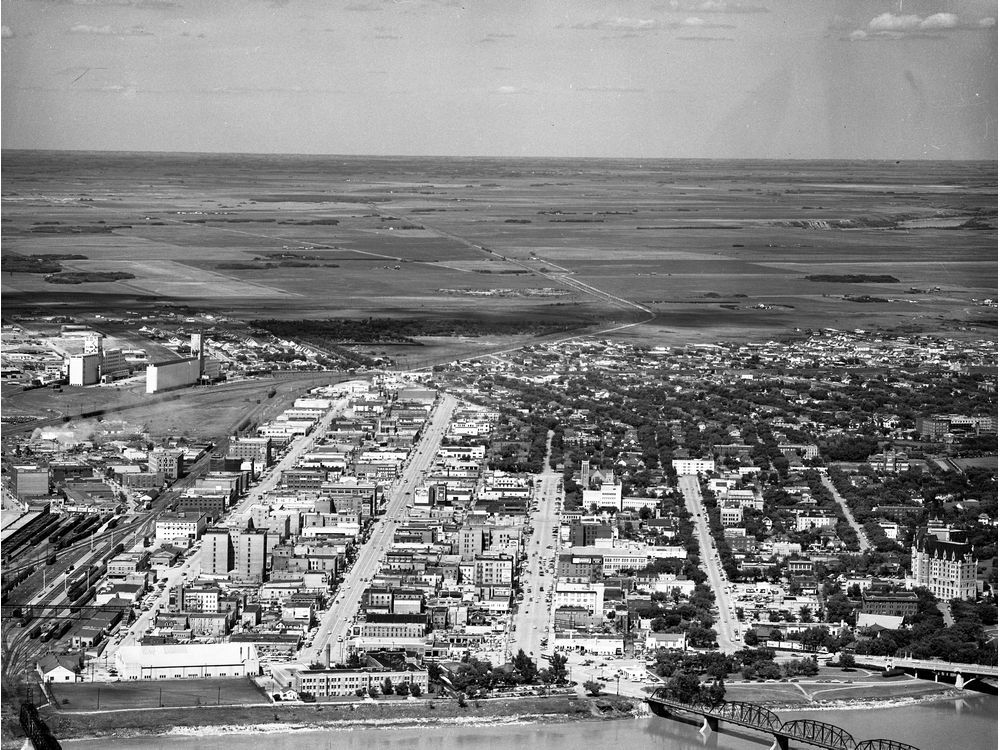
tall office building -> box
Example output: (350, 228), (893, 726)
(201, 527), (233, 576)
(233, 527), (268, 583)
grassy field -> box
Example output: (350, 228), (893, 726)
(722, 668), (956, 707)
(48, 677), (268, 711)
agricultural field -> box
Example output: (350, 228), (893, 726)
(2, 153), (995, 344)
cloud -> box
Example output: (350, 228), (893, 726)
(495, 85), (523, 95)
(572, 17), (659, 31)
(477, 32), (516, 43)
(59, 0), (178, 6)
(918, 13), (959, 30)
(374, 33), (401, 39)
(69, 24), (153, 35)
(678, 35), (735, 41)
(847, 12), (993, 40)
(868, 13), (922, 32)
(575, 85), (646, 93)
(664, 1), (767, 14)
(672, 17), (735, 29)
(1, 25), (13, 38)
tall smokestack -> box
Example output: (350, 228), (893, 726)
(324, 643), (331, 668)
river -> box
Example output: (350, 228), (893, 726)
(64, 694), (997, 750)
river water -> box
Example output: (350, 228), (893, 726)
(65, 694), (997, 750)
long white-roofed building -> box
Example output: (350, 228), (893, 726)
(114, 643), (260, 680)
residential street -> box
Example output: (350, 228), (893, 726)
(819, 471), (872, 552)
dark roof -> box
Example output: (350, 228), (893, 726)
(366, 613), (428, 623)
(921, 536), (973, 559)
(37, 654), (79, 674)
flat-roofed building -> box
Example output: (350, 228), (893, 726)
(671, 458), (716, 476)
(472, 553), (513, 587)
(359, 613), (428, 639)
(233, 527), (268, 583)
(229, 437), (273, 465)
(12, 466), (49, 498)
(860, 590), (919, 618)
(553, 581), (605, 615)
(201, 527), (233, 576)
(114, 643), (259, 680)
(155, 512), (207, 548)
(107, 551), (150, 578)
(292, 665), (427, 698)
(149, 449), (184, 481)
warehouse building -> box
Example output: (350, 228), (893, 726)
(114, 643), (260, 680)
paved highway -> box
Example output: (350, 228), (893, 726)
(302, 393), (458, 666)
(678, 475), (741, 653)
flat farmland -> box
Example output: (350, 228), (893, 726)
(3, 152), (994, 342)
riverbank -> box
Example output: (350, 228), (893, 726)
(7, 677), (975, 748)
(722, 671), (966, 708)
(36, 694), (638, 746)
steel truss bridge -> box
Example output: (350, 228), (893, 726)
(647, 691), (921, 750)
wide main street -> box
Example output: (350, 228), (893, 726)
(510, 435), (563, 660)
(225, 391), (356, 524)
(302, 392), (458, 666)
(678, 475), (741, 653)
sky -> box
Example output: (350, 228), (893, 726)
(1, 0), (996, 159)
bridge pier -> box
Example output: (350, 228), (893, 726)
(954, 673), (965, 690)
(769, 736), (788, 750)
(700, 716), (719, 733)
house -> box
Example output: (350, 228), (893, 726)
(644, 632), (687, 651)
(37, 654), (80, 683)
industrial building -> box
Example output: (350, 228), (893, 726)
(65, 335), (131, 386)
(68, 353), (100, 386)
(113, 643), (260, 680)
(145, 358), (202, 394)
(11, 465), (49, 498)
(145, 333), (220, 394)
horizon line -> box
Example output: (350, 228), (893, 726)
(1, 147), (996, 165)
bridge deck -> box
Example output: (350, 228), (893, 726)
(647, 693), (921, 750)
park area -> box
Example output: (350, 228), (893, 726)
(722, 671), (955, 707)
